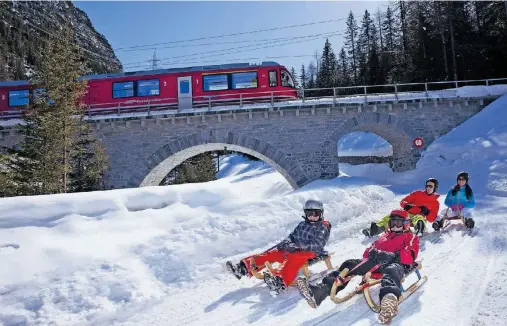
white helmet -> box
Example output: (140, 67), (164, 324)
(303, 199), (324, 222)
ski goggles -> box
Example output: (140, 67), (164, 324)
(388, 215), (407, 228)
(304, 209), (322, 217)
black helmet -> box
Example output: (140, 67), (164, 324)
(303, 199), (324, 222)
(457, 172), (469, 183)
(426, 178), (439, 192)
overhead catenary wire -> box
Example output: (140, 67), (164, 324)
(113, 18), (347, 51)
(122, 31), (342, 67)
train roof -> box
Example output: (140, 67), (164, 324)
(0, 61), (283, 86)
(79, 61), (282, 81)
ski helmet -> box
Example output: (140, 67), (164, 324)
(457, 171), (469, 183)
(426, 178), (439, 193)
(303, 199), (324, 222)
(388, 209), (410, 232)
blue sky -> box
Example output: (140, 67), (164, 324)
(74, 1), (389, 77)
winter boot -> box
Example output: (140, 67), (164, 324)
(378, 293), (399, 324)
(414, 220), (425, 236)
(464, 217), (475, 229)
(226, 261), (248, 280)
(296, 277), (330, 308)
(263, 273), (286, 294)
(432, 220), (443, 231)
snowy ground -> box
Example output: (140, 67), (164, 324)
(338, 132), (392, 157)
(1, 95), (507, 325)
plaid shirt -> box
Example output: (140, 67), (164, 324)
(288, 220), (331, 254)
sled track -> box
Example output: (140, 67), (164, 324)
(308, 229), (475, 326)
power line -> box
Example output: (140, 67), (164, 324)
(122, 31), (343, 72)
(122, 31), (342, 67)
(118, 35), (310, 52)
(156, 33), (343, 67)
(114, 18), (347, 51)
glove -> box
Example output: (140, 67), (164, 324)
(403, 203), (414, 211)
(457, 204), (464, 210)
(450, 204), (458, 212)
(419, 206), (429, 215)
(276, 239), (291, 251)
(285, 242), (300, 253)
(368, 248), (380, 261)
(375, 251), (399, 264)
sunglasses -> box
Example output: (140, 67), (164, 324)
(425, 184), (434, 189)
(458, 177), (467, 181)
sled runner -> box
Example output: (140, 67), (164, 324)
(329, 260), (427, 313)
(249, 251), (335, 285)
(434, 207), (475, 233)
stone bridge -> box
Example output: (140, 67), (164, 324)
(0, 97), (497, 189)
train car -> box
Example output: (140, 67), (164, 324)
(0, 61), (298, 117)
(0, 80), (30, 119)
(84, 61), (298, 113)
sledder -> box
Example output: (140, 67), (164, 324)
(363, 178), (440, 237)
(226, 199), (333, 294)
(297, 210), (426, 324)
(433, 171), (475, 231)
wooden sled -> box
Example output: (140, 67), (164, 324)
(329, 261), (427, 312)
(249, 251), (335, 286)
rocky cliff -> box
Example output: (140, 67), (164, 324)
(0, 0), (122, 80)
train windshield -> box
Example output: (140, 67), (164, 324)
(281, 70), (295, 88)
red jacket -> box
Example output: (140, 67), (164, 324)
(363, 231), (420, 265)
(400, 190), (440, 222)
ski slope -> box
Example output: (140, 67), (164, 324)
(1, 96), (507, 326)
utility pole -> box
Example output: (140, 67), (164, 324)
(150, 49), (160, 70)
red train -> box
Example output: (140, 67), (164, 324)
(0, 61), (298, 118)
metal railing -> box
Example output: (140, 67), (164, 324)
(1, 77), (507, 121)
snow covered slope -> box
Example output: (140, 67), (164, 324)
(1, 95), (507, 326)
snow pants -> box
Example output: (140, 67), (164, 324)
(241, 248), (316, 286)
(321, 258), (405, 301)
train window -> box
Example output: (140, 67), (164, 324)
(8, 90), (29, 107)
(268, 70), (277, 87)
(203, 74), (228, 91)
(231, 71), (257, 89)
(281, 70), (295, 88)
(113, 81), (134, 98)
(137, 79), (160, 97)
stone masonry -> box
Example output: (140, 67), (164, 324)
(0, 97), (498, 189)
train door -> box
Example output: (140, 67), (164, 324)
(177, 76), (192, 110)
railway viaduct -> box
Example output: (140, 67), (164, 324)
(0, 97), (498, 189)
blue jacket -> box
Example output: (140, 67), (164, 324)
(444, 186), (475, 208)
(286, 220), (331, 254)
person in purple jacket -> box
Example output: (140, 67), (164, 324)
(226, 199), (331, 294)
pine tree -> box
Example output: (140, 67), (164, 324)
(317, 38), (338, 91)
(12, 24), (108, 195)
(70, 116), (109, 192)
(290, 66), (300, 88)
(338, 47), (350, 86)
(345, 11), (359, 84)
(300, 64), (307, 89)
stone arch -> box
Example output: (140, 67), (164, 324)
(327, 112), (421, 172)
(128, 131), (309, 189)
